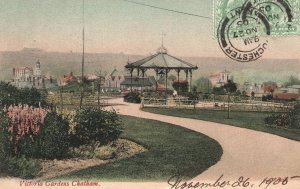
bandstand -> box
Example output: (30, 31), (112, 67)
(125, 46), (198, 93)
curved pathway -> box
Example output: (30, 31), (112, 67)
(2, 98), (300, 189)
(104, 98), (300, 189)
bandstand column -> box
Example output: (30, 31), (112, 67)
(155, 69), (159, 91)
(185, 70), (188, 82)
(177, 69), (180, 81)
(130, 68), (133, 93)
(142, 69), (146, 91)
(189, 70), (193, 92)
(137, 68), (140, 77)
(165, 69), (169, 93)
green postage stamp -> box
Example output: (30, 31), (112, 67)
(214, 0), (300, 62)
(214, 0), (300, 37)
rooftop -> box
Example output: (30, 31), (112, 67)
(125, 49), (197, 70)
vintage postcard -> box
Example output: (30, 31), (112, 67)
(0, 0), (300, 189)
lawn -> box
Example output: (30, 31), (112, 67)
(54, 115), (222, 181)
(143, 108), (300, 142)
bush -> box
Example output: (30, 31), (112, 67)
(172, 81), (188, 93)
(265, 103), (300, 129)
(262, 94), (273, 101)
(0, 82), (48, 108)
(2, 105), (47, 157)
(36, 112), (70, 159)
(72, 107), (122, 149)
(264, 113), (291, 127)
(187, 92), (199, 101)
(6, 156), (41, 179)
(0, 107), (70, 178)
(0, 112), (10, 171)
(289, 104), (300, 129)
(1, 105), (70, 159)
(124, 92), (141, 103)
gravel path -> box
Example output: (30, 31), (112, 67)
(103, 98), (300, 189)
(1, 98), (299, 189)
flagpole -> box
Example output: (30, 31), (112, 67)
(79, 0), (85, 109)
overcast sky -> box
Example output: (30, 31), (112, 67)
(0, 0), (299, 59)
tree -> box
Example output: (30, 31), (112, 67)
(222, 80), (237, 119)
(72, 107), (122, 154)
(172, 80), (188, 93)
(168, 74), (177, 82)
(95, 70), (107, 107)
(284, 75), (300, 87)
(223, 80), (237, 93)
(195, 77), (212, 93)
(212, 87), (226, 95)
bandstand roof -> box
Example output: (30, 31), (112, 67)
(125, 46), (198, 70)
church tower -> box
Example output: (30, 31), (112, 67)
(33, 60), (41, 77)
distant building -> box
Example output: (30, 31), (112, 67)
(12, 60), (57, 89)
(261, 82), (278, 93)
(105, 68), (125, 89)
(238, 82), (261, 96)
(120, 76), (156, 92)
(209, 69), (233, 87)
(273, 93), (300, 101)
(62, 72), (76, 85)
(287, 85), (300, 94)
(273, 85), (300, 101)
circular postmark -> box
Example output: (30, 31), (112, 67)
(217, 7), (270, 62)
(241, 0), (296, 34)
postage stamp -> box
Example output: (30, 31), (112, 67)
(213, 0), (300, 38)
(214, 0), (300, 61)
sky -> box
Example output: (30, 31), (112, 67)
(0, 0), (299, 59)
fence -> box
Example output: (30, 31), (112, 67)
(141, 97), (295, 112)
(46, 92), (110, 108)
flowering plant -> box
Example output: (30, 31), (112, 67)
(3, 104), (48, 152)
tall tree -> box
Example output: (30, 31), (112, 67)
(284, 75), (300, 87)
(195, 77), (212, 93)
(222, 80), (237, 119)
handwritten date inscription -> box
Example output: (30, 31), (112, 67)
(168, 175), (300, 189)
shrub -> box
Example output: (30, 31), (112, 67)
(172, 80), (188, 93)
(187, 92), (199, 101)
(264, 113), (291, 127)
(1, 105), (70, 159)
(124, 92), (141, 103)
(262, 94), (273, 101)
(0, 106), (70, 178)
(72, 107), (122, 149)
(289, 104), (300, 129)
(265, 103), (300, 129)
(6, 156), (41, 179)
(0, 82), (48, 108)
(18, 87), (48, 107)
(36, 112), (70, 159)
(3, 105), (47, 157)
(0, 112), (10, 171)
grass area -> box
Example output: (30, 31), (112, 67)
(54, 115), (222, 181)
(143, 108), (300, 142)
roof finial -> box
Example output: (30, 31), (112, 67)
(161, 32), (166, 47)
(157, 32), (168, 54)
(127, 56), (130, 64)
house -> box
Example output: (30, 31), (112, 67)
(105, 68), (125, 89)
(209, 69), (233, 87)
(120, 76), (156, 92)
(12, 60), (57, 89)
(261, 82), (278, 93)
(273, 93), (300, 101)
(62, 72), (75, 85)
(287, 85), (300, 94)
